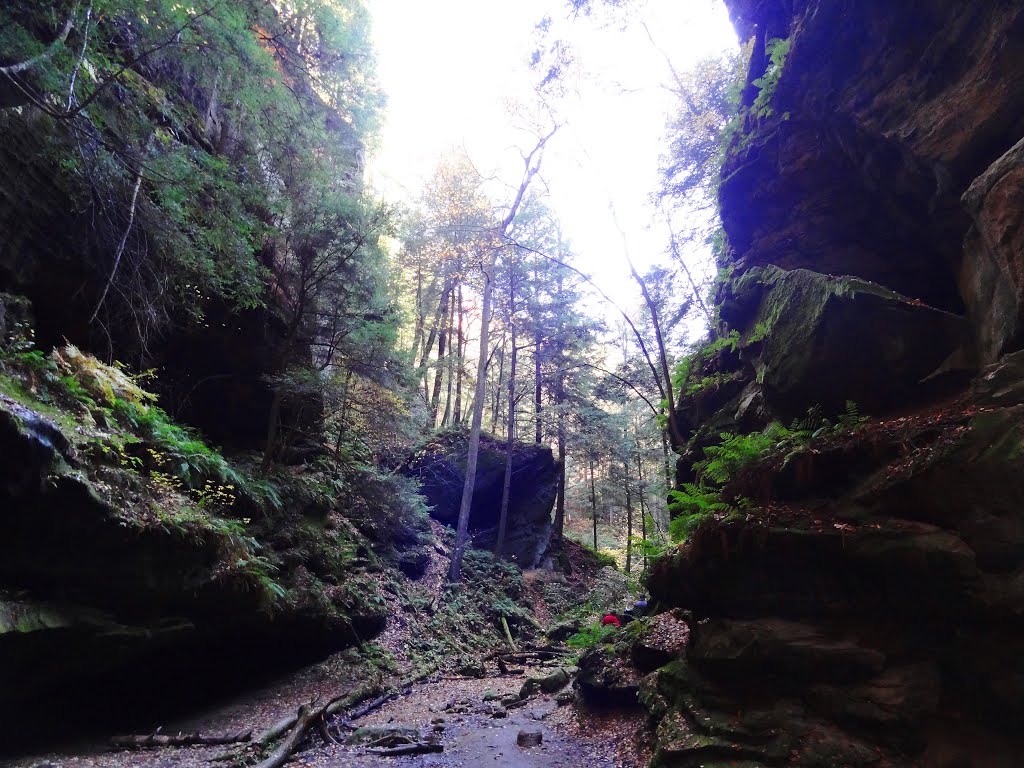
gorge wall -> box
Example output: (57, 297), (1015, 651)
(642, 2), (1024, 766)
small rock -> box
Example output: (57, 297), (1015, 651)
(517, 729), (543, 747)
(519, 667), (573, 698)
(456, 661), (487, 678)
(555, 690), (575, 705)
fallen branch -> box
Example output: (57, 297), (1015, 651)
(342, 689), (403, 723)
(255, 680), (383, 745)
(501, 616), (517, 651)
(365, 742), (443, 757)
(252, 700), (327, 768)
(109, 730), (251, 750)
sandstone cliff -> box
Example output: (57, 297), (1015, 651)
(642, 3), (1024, 766)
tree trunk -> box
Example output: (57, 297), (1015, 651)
(636, 446), (650, 570)
(411, 265), (425, 365)
(416, 278), (455, 406)
(590, 455), (598, 550)
(496, 323), (517, 558)
(450, 260), (494, 581)
(441, 288), (457, 427)
(454, 282), (464, 425)
(661, 422), (673, 491)
(491, 330), (505, 435)
(624, 456), (634, 575)
(553, 383), (566, 542)
(449, 125), (557, 582)
(534, 327), (543, 443)
(429, 289), (450, 425)
(261, 388), (284, 474)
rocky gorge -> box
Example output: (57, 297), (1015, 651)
(622, 1), (1024, 766)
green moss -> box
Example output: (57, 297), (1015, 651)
(970, 411), (1024, 461)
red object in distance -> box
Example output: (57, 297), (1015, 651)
(601, 614), (621, 627)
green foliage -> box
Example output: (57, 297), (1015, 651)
(0, 0), (386, 350)
(697, 426), (786, 485)
(673, 330), (742, 396)
(668, 483), (734, 543)
(567, 622), (618, 649)
(838, 400), (869, 432)
(752, 37), (792, 118)
(659, 50), (749, 210)
(631, 511), (671, 555)
(579, 543), (618, 569)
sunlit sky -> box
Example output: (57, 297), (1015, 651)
(365, 0), (737, 328)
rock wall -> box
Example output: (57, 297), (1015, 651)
(0, 390), (393, 745)
(649, 2), (1024, 766)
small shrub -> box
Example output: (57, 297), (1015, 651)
(567, 622), (618, 649)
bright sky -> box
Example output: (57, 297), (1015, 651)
(366, 0), (737, 330)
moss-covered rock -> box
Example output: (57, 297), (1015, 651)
(722, 266), (969, 419)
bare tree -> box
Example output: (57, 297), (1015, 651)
(449, 126), (558, 582)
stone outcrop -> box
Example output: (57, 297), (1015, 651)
(406, 432), (559, 568)
(0, 392), (389, 741)
(653, 1), (1024, 765)
(639, 383), (1024, 763)
(963, 137), (1024, 361)
(719, 1), (1024, 357)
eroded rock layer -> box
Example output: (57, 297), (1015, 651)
(648, 1), (1024, 766)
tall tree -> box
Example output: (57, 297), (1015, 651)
(449, 127), (557, 582)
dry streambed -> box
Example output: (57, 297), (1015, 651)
(9, 656), (644, 768)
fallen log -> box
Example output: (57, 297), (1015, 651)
(252, 700), (328, 768)
(110, 730), (251, 750)
(365, 742), (444, 757)
(255, 680), (382, 745)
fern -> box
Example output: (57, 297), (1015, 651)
(698, 429), (777, 484)
(567, 623), (618, 649)
(791, 404), (829, 434)
(668, 483), (734, 543)
(752, 37), (791, 118)
(837, 400), (868, 432)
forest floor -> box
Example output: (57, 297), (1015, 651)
(7, 531), (649, 768)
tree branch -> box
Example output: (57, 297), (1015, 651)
(90, 142), (148, 323)
(0, 2), (79, 76)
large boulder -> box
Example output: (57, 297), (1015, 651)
(406, 432), (558, 567)
(650, 0), (1024, 764)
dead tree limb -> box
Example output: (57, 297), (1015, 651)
(252, 700), (328, 768)
(90, 152), (146, 323)
(366, 743), (444, 757)
(255, 681), (381, 745)
(109, 730), (251, 749)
